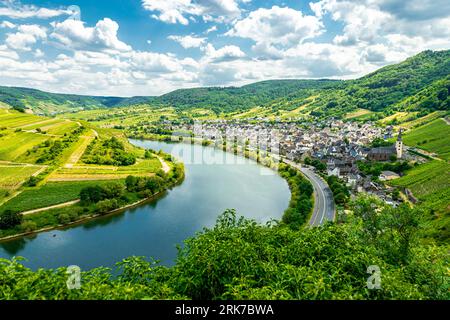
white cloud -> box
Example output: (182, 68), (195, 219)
(202, 43), (246, 62)
(205, 25), (217, 34)
(168, 34), (207, 48)
(50, 18), (132, 52)
(0, 1), (70, 19)
(5, 24), (47, 51)
(33, 48), (44, 58)
(142, 0), (241, 25)
(312, 0), (450, 47)
(0, 44), (18, 59)
(0, 20), (15, 28)
(226, 6), (323, 48)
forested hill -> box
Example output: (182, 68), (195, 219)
(316, 50), (450, 113)
(0, 49), (448, 116)
(157, 79), (340, 114)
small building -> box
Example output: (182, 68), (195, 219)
(380, 171), (400, 181)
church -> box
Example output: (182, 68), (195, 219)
(367, 130), (403, 161)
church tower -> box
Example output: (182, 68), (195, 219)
(396, 129), (403, 159)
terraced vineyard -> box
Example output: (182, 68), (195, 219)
(402, 118), (450, 160)
(0, 109), (166, 215)
(389, 160), (450, 214)
(1, 180), (124, 213)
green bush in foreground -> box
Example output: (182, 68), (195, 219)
(0, 196), (448, 300)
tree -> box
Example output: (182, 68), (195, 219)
(0, 210), (23, 229)
(80, 186), (106, 204)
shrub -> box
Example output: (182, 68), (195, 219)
(20, 221), (37, 233)
(58, 214), (71, 224)
(96, 199), (120, 214)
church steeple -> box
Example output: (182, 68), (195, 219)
(397, 128), (403, 141)
(396, 129), (403, 159)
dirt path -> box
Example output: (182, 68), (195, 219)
(21, 200), (80, 216)
(158, 156), (170, 173)
(64, 129), (96, 168)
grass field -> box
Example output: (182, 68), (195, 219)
(0, 131), (49, 161)
(389, 160), (450, 214)
(402, 118), (450, 160)
(1, 180), (124, 213)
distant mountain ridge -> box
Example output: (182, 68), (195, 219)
(0, 49), (448, 116)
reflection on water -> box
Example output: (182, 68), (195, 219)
(0, 140), (290, 270)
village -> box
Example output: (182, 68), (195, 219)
(162, 118), (417, 207)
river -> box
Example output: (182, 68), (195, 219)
(0, 140), (290, 270)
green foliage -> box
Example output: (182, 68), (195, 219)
(402, 118), (450, 160)
(371, 138), (393, 148)
(327, 176), (350, 206)
(279, 163), (314, 228)
(79, 182), (125, 205)
(304, 157), (326, 172)
(0, 180), (121, 213)
(82, 137), (136, 166)
(0, 210), (22, 229)
(1, 202), (448, 300)
(96, 199), (120, 214)
(358, 161), (412, 178)
(125, 175), (167, 196)
(34, 126), (85, 164)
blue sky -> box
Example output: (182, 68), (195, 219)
(0, 0), (449, 96)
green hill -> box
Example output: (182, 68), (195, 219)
(1, 50), (449, 117)
(402, 118), (450, 160)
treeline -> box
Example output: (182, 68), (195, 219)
(357, 161), (412, 179)
(304, 157), (327, 172)
(78, 162), (184, 215)
(327, 176), (350, 206)
(28, 126), (85, 164)
(1, 196), (448, 300)
(82, 137), (136, 166)
(279, 163), (314, 229)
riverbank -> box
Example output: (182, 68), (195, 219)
(0, 157), (185, 242)
(133, 137), (315, 228)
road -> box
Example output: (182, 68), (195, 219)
(284, 160), (336, 226)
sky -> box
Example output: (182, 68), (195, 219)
(0, 0), (449, 97)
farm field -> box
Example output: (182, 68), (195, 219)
(0, 130), (49, 162)
(344, 108), (374, 120)
(402, 118), (450, 160)
(62, 106), (181, 127)
(389, 160), (450, 214)
(398, 111), (448, 129)
(49, 158), (162, 181)
(1, 180), (125, 213)
(0, 165), (44, 189)
(41, 121), (80, 135)
(0, 109), (164, 216)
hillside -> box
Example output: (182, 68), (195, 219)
(157, 79), (340, 114)
(1, 50), (448, 117)
(0, 109), (183, 239)
(265, 50), (450, 119)
(402, 118), (450, 160)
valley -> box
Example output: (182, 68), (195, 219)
(0, 49), (449, 301)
